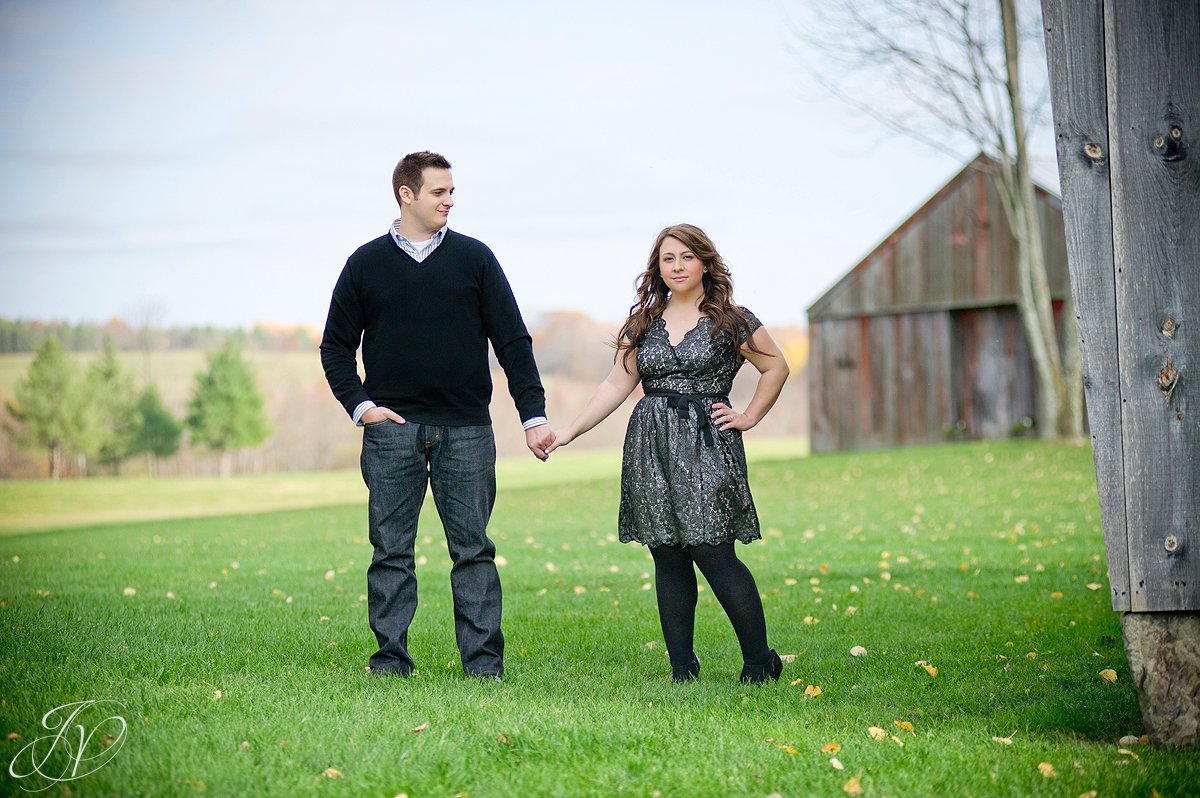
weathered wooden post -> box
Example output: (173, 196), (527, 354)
(1042, 0), (1200, 746)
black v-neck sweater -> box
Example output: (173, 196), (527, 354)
(319, 230), (545, 426)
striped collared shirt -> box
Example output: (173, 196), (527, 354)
(389, 219), (447, 262)
(352, 220), (548, 431)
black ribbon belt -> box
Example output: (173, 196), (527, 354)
(642, 386), (729, 447)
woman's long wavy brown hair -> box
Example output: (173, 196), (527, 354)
(614, 224), (764, 367)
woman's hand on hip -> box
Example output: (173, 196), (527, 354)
(710, 402), (755, 432)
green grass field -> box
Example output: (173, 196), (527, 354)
(1, 441), (1197, 796)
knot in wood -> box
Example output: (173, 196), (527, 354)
(1163, 535), (1179, 554)
(1158, 358), (1180, 399)
(1162, 316), (1177, 338)
(1155, 135), (1166, 149)
(1084, 143), (1104, 161)
(1171, 126), (1183, 141)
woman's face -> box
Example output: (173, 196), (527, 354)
(657, 236), (705, 295)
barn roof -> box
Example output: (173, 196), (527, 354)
(807, 153), (1067, 322)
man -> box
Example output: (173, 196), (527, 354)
(320, 151), (555, 680)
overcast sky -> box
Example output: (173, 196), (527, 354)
(0, 0), (1058, 329)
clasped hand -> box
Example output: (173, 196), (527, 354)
(525, 425), (557, 461)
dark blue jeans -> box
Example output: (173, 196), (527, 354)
(360, 421), (503, 676)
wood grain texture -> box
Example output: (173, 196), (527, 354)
(1043, 0), (1130, 609)
(1105, 1), (1199, 611)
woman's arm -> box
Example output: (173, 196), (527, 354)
(545, 354), (641, 454)
(710, 327), (790, 432)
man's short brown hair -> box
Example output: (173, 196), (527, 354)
(392, 151), (452, 204)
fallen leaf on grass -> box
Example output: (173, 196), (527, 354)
(212, 690), (223, 701)
(803, 615), (819, 625)
(1078, 791), (1098, 798)
(868, 726), (888, 740)
(323, 768), (343, 778)
(889, 735), (904, 746)
(921, 664), (938, 678)
(1014, 575), (1029, 584)
(804, 685), (823, 697)
(790, 678), (804, 687)
(1117, 748), (1140, 760)
(411, 722), (429, 733)
(779, 745), (800, 755)
(843, 777), (863, 795)
(1099, 669), (1118, 683)
(830, 757), (845, 770)
(1086, 583), (1101, 591)
(992, 735), (1014, 745)
(123, 587), (137, 596)
(849, 646), (867, 657)
(894, 720), (914, 734)
(496, 733), (512, 745)
(1038, 762), (1057, 778)
(821, 742), (842, 754)
(779, 653), (797, 663)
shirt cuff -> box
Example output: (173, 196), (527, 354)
(522, 416), (548, 430)
(352, 400), (377, 426)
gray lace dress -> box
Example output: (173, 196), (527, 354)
(617, 308), (763, 548)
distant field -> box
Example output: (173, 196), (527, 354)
(0, 349), (323, 410)
(0, 349), (810, 477)
(0, 437), (809, 534)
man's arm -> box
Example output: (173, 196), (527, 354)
(478, 252), (554, 457)
(319, 262), (374, 421)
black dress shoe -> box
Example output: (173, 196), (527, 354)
(672, 652), (701, 683)
(739, 649), (783, 684)
(369, 666), (413, 678)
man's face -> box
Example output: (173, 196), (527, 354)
(402, 168), (454, 234)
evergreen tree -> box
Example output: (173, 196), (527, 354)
(6, 338), (75, 479)
(186, 340), (271, 476)
(85, 338), (138, 474)
(130, 385), (181, 476)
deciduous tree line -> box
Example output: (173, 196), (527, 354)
(5, 338), (271, 479)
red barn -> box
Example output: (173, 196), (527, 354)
(806, 155), (1072, 452)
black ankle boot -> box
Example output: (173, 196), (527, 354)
(739, 649), (783, 684)
(672, 652), (701, 683)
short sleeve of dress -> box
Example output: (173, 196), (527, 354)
(736, 306), (763, 346)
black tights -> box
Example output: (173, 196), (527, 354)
(649, 541), (771, 669)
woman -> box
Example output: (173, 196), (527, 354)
(546, 224), (789, 683)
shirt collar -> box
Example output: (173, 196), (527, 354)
(390, 219), (448, 248)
